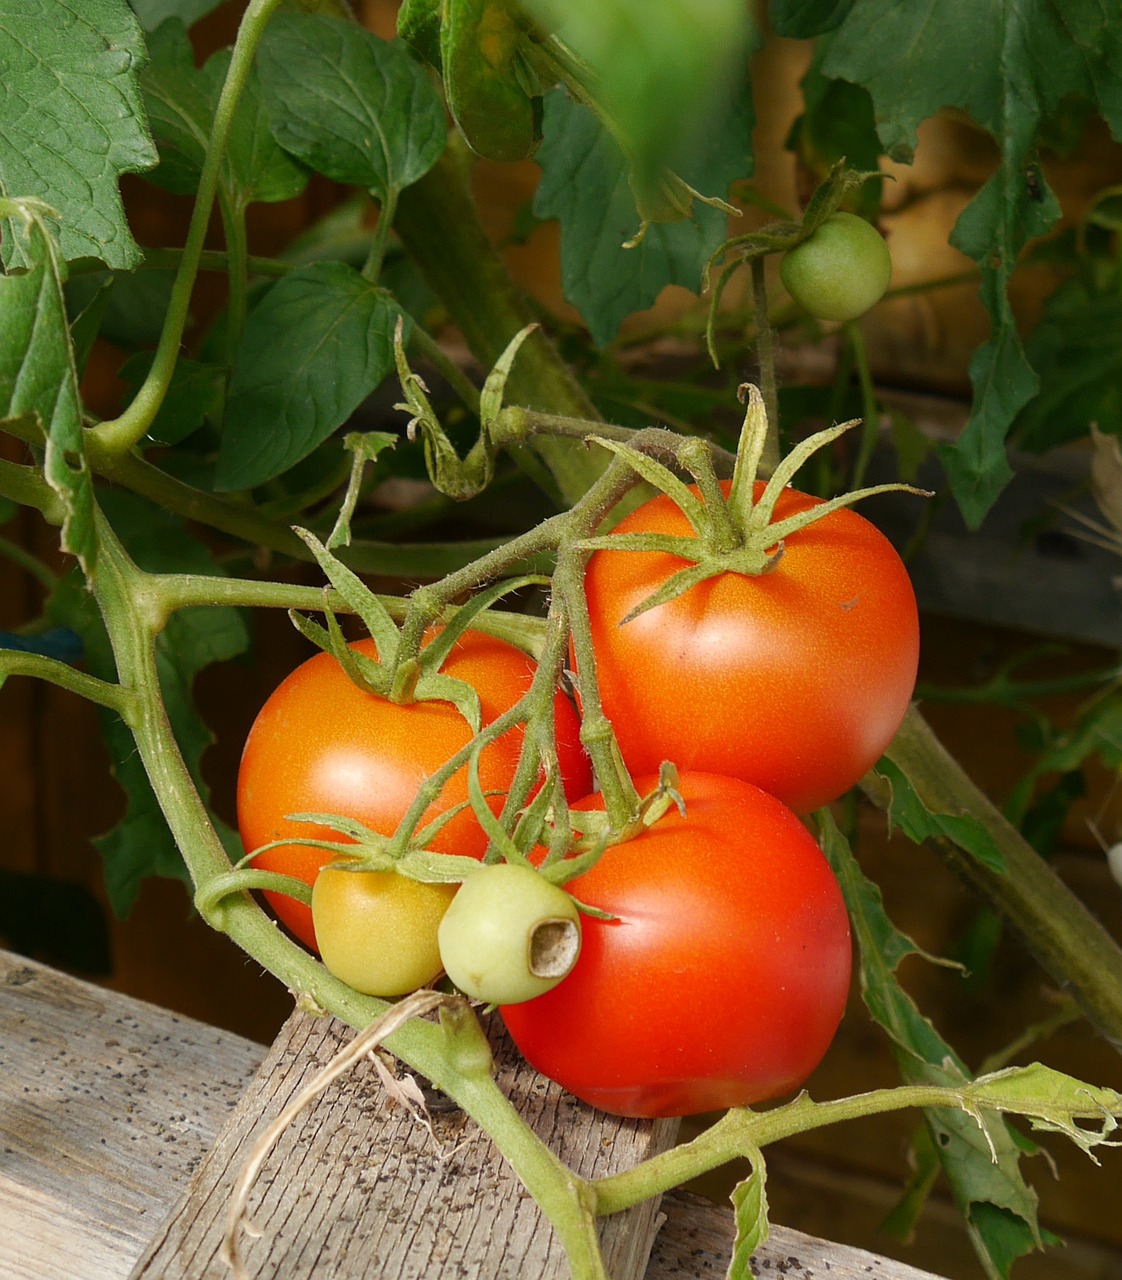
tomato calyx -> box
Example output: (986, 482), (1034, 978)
(287, 525), (551, 732)
(253, 809), (486, 889)
(577, 384), (930, 622)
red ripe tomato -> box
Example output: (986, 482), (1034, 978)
(580, 481), (918, 813)
(237, 629), (591, 950)
(500, 773), (852, 1118)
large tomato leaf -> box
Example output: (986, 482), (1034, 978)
(47, 491), (249, 917)
(256, 11), (446, 204)
(215, 263), (409, 491)
(0, 0), (157, 270)
(0, 201), (96, 576)
(534, 77), (753, 348)
(818, 811), (1048, 1280)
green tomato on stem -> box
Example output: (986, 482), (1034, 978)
(780, 211), (892, 323)
(438, 863), (582, 1005)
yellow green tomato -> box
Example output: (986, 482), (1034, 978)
(438, 863), (581, 1005)
(311, 866), (457, 997)
(780, 211), (892, 323)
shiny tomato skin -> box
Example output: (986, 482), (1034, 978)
(580, 481), (919, 814)
(500, 773), (852, 1118)
(237, 629), (591, 950)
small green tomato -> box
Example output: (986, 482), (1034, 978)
(438, 863), (582, 1005)
(312, 866), (457, 998)
(779, 211), (892, 323)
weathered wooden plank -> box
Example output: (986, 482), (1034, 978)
(650, 1190), (949, 1279)
(131, 1008), (679, 1279)
(0, 948), (948, 1280)
(0, 950), (265, 1280)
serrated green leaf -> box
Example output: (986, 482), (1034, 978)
(877, 757), (1006, 875)
(534, 83), (750, 347)
(215, 263), (408, 489)
(0, 0), (157, 269)
(0, 199), (96, 576)
(47, 490), (249, 916)
(256, 12), (446, 202)
(129, 0), (224, 31)
(818, 811), (1045, 1280)
(727, 1147), (768, 1280)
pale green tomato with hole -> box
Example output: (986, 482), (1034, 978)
(311, 866), (457, 997)
(780, 211), (892, 323)
(438, 863), (582, 1005)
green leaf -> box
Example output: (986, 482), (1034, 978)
(0, 200), (96, 576)
(876, 757), (1007, 875)
(256, 12), (446, 202)
(727, 1147), (768, 1280)
(0, 0), (157, 269)
(47, 491), (249, 916)
(129, 0), (224, 30)
(819, 811), (1046, 1280)
(522, 0), (755, 197)
(534, 87), (747, 347)
(140, 20), (307, 209)
(215, 263), (408, 490)
(1014, 280), (1122, 450)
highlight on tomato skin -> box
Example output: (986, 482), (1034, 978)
(499, 772), (853, 1119)
(235, 628), (592, 951)
(579, 480), (920, 815)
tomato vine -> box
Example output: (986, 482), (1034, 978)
(3, 3), (1122, 1279)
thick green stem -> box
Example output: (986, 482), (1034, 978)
(89, 0), (286, 454)
(394, 141), (606, 507)
(874, 706), (1122, 1048)
(592, 1083), (1003, 1216)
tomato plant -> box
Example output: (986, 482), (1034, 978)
(579, 480), (920, 814)
(779, 211), (893, 323)
(438, 863), (582, 1004)
(500, 772), (853, 1118)
(237, 629), (591, 950)
(311, 865), (457, 997)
